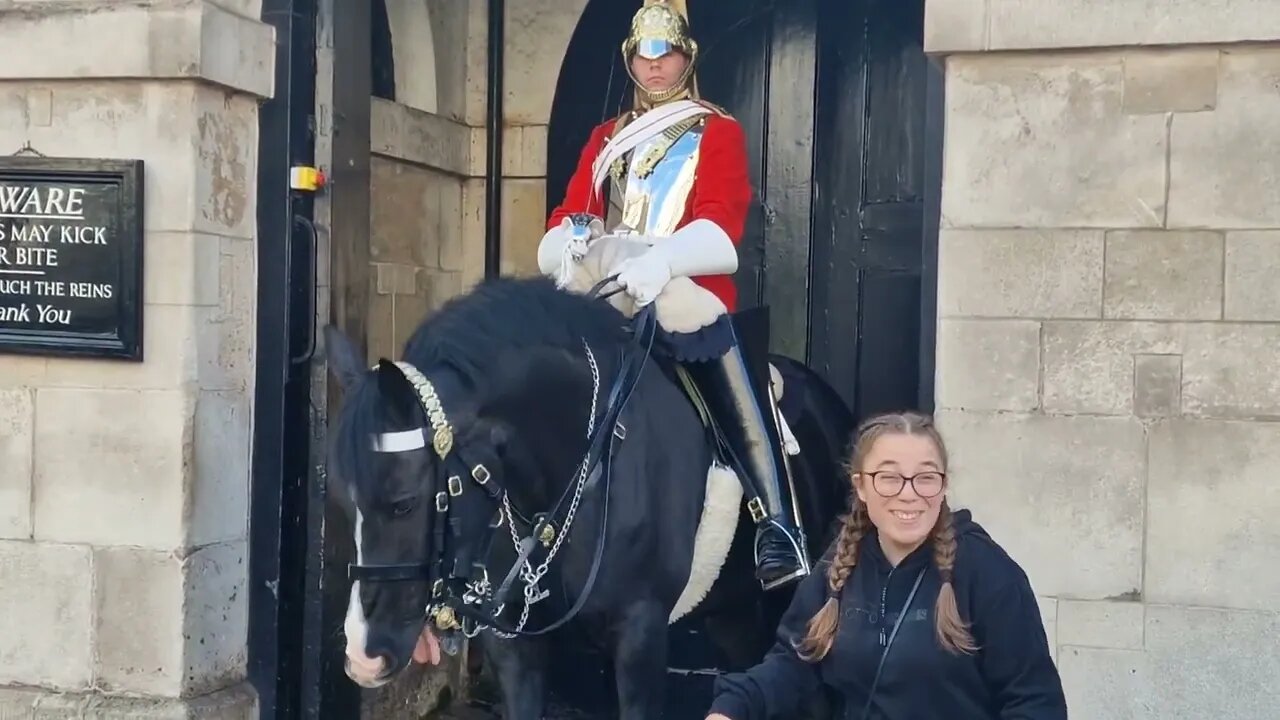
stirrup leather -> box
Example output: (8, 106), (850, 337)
(677, 308), (809, 590)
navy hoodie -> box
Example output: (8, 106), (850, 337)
(709, 509), (1066, 720)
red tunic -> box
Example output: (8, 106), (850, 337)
(547, 112), (752, 312)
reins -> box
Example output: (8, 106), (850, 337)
(587, 272), (625, 302)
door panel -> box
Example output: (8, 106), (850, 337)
(810, 0), (930, 417)
(692, 0), (819, 364)
(808, 0), (867, 411)
(857, 270), (923, 418)
(761, 0), (818, 361)
(855, 0), (929, 419)
(864, 1), (928, 206)
(688, 0), (771, 310)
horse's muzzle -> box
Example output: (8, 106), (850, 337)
(344, 653), (395, 688)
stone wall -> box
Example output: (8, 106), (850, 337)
(0, 1), (271, 717)
(367, 98), (486, 361)
(363, 0), (489, 366)
(498, 0), (588, 276)
(362, 0), (580, 363)
(927, 1), (1280, 717)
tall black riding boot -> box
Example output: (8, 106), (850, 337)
(681, 307), (810, 591)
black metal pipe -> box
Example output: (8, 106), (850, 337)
(484, 0), (505, 278)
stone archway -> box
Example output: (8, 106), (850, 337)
(379, 0), (440, 113)
(492, 0), (594, 275)
(545, 0), (640, 217)
(503, 0), (593, 126)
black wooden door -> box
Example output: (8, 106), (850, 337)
(808, 0), (935, 417)
(690, 0), (937, 418)
(691, 0), (814, 363)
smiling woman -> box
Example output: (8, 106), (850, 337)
(706, 412), (1068, 720)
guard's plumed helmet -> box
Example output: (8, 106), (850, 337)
(622, 0), (700, 108)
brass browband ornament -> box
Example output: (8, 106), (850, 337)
(392, 360), (454, 459)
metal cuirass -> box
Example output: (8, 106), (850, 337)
(607, 117), (705, 238)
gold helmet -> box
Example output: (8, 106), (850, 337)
(622, 0), (699, 108)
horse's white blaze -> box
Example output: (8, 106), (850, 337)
(344, 507), (383, 681)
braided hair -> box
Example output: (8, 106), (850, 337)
(795, 412), (976, 661)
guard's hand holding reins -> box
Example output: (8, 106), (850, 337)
(611, 251), (673, 307)
(587, 272), (625, 302)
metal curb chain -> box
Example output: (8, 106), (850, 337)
(465, 338), (602, 639)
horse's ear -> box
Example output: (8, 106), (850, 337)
(324, 324), (366, 390)
(375, 359), (419, 422)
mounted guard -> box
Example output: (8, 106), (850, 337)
(538, 0), (810, 591)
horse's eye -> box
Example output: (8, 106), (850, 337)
(391, 498), (416, 517)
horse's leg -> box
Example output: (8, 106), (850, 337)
(612, 599), (670, 719)
(482, 634), (547, 720)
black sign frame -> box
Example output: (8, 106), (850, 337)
(0, 156), (144, 361)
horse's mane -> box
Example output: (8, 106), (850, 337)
(333, 277), (627, 501)
(402, 276), (628, 387)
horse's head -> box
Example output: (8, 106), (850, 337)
(324, 325), (509, 688)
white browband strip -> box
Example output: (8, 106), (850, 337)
(371, 428), (427, 453)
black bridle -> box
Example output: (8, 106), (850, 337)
(347, 275), (658, 637)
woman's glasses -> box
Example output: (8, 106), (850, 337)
(862, 471), (946, 498)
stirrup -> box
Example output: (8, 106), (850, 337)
(752, 517), (811, 591)
(762, 567), (809, 592)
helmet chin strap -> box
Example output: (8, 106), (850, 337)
(636, 84), (691, 108)
(628, 59), (698, 110)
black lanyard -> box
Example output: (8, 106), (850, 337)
(859, 567), (927, 720)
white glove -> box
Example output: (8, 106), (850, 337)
(612, 250), (674, 306)
(610, 219), (739, 305)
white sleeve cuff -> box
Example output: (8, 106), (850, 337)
(652, 219), (739, 278)
(537, 221), (571, 276)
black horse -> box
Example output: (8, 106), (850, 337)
(325, 276), (854, 719)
